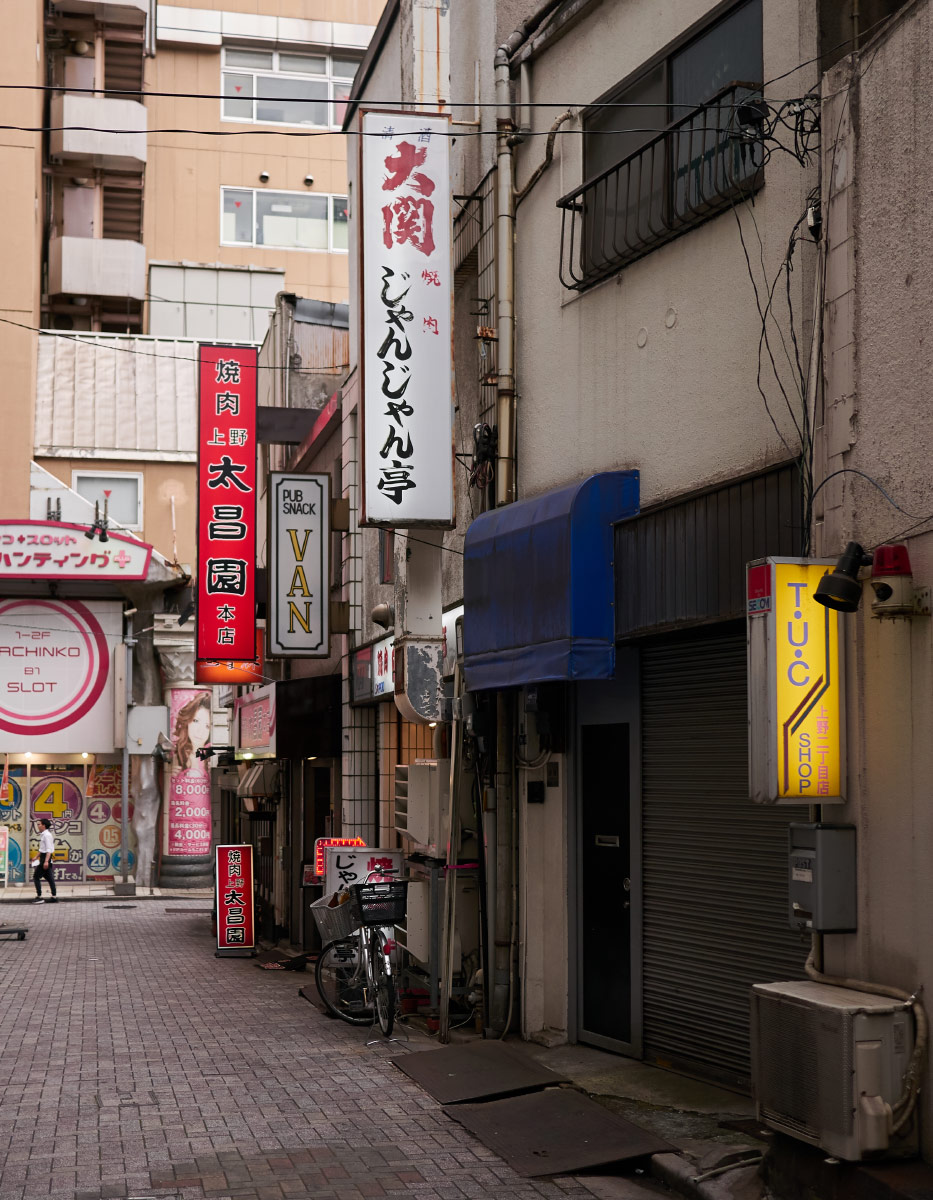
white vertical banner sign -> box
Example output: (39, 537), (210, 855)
(268, 472), (330, 657)
(360, 110), (454, 526)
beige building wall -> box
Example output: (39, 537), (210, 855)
(146, 0), (385, 308)
(0, 1), (45, 519)
(511, 0), (819, 508)
(37, 457), (197, 567)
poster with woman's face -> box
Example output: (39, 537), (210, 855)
(167, 688), (212, 857)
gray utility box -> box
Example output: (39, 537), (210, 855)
(789, 823), (856, 932)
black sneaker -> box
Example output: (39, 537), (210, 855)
(46, 898), (58, 904)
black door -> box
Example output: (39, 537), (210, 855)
(580, 722), (632, 1049)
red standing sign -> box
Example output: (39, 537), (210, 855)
(215, 844), (256, 956)
(197, 345), (258, 661)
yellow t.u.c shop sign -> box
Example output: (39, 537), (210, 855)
(747, 558), (845, 805)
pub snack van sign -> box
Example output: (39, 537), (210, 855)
(747, 558), (845, 804)
(268, 472), (329, 657)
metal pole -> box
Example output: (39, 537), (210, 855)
(122, 635), (135, 886)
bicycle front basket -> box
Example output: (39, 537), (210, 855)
(351, 880), (408, 926)
(310, 892), (358, 941)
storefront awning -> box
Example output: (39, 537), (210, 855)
(463, 471), (639, 690)
(237, 762), (279, 798)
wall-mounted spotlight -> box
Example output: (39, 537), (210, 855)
(303, 174), (314, 187)
(178, 600), (195, 626)
(84, 499), (110, 543)
(259, 170), (270, 183)
(813, 542), (873, 612)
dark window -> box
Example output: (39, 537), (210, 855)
(379, 528), (395, 585)
(561, 0), (763, 290)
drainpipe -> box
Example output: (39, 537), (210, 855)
(494, 47), (516, 508)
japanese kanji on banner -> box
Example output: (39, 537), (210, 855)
(360, 111), (454, 526)
(197, 345), (258, 661)
(215, 843), (256, 956)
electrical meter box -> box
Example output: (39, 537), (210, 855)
(789, 823), (856, 932)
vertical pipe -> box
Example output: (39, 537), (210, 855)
(491, 691), (513, 1030)
(122, 635), (134, 886)
(494, 48), (515, 507)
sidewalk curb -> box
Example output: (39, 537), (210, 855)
(651, 1150), (764, 1200)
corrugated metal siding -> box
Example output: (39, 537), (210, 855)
(641, 628), (808, 1090)
(616, 465), (802, 638)
(35, 332), (200, 459)
(293, 320), (350, 373)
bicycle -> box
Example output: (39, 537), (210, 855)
(314, 869), (408, 1037)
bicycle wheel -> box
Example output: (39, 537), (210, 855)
(314, 937), (372, 1025)
(370, 927), (396, 1037)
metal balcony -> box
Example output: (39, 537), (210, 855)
(557, 84), (764, 291)
(50, 0), (148, 24)
(50, 93), (147, 171)
(48, 236), (147, 300)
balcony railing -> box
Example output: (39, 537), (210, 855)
(48, 235), (147, 300)
(557, 84), (764, 291)
(50, 93), (147, 171)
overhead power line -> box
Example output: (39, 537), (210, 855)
(0, 122), (770, 139)
(2, 80), (788, 109)
(0, 314), (348, 373)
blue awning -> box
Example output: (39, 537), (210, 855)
(463, 471), (640, 690)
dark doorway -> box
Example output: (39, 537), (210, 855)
(580, 722), (632, 1048)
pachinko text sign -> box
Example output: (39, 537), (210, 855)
(197, 345), (258, 661)
(747, 558), (845, 804)
(216, 844), (255, 956)
(0, 600), (119, 753)
(360, 110), (454, 526)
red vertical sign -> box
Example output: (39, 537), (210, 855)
(215, 843), (256, 954)
(197, 345), (257, 661)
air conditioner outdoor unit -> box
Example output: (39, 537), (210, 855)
(751, 979), (918, 1161)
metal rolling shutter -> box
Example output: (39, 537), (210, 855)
(641, 627), (808, 1090)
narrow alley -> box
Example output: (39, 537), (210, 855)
(0, 901), (599, 1200)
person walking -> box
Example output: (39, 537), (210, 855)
(33, 819), (58, 904)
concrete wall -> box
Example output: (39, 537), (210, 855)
(511, 0), (820, 507)
(817, 0), (933, 1157)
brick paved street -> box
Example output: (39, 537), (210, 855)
(0, 902), (598, 1200)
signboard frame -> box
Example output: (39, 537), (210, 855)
(359, 108), (455, 528)
(235, 683), (276, 758)
(197, 344), (258, 662)
(215, 843), (256, 956)
(196, 628), (265, 685)
(748, 557), (846, 805)
(0, 520), (152, 580)
(323, 845), (402, 893)
(268, 472), (331, 657)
